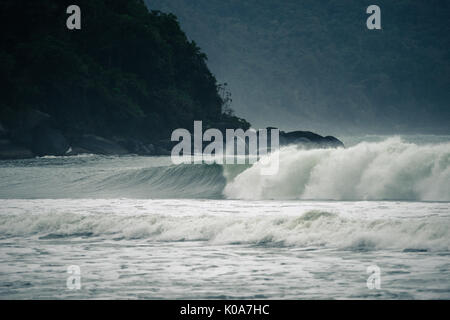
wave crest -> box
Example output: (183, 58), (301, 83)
(224, 138), (450, 201)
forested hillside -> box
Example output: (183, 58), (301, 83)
(0, 0), (249, 151)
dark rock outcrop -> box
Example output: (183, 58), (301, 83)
(322, 135), (345, 148)
(3, 109), (71, 158)
(0, 123), (7, 138)
(32, 126), (70, 156)
(155, 139), (174, 156)
(73, 135), (128, 155)
(0, 110), (344, 159)
(114, 138), (155, 155)
(66, 146), (92, 156)
(155, 146), (171, 156)
(10, 109), (52, 146)
(0, 139), (34, 160)
(279, 130), (344, 148)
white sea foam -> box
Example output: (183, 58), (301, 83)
(0, 200), (448, 251)
(224, 137), (450, 201)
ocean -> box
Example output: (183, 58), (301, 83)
(0, 136), (449, 299)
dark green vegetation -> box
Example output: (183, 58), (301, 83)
(147, 0), (450, 134)
(0, 0), (249, 157)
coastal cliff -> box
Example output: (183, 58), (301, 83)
(0, 0), (342, 160)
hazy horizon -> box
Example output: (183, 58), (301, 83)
(146, 0), (450, 135)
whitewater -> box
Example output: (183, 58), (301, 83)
(0, 136), (449, 299)
(225, 137), (450, 201)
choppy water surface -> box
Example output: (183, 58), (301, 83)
(0, 199), (448, 299)
(0, 137), (449, 299)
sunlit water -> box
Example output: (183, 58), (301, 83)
(0, 136), (449, 299)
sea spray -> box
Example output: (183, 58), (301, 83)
(224, 137), (450, 201)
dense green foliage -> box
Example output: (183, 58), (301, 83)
(0, 0), (249, 142)
(147, 0), (450, 134)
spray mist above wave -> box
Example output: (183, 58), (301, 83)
(224, 137), (450, 201)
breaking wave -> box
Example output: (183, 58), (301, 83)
(0, 209), (448, 251)
(225, 137), (450, 201)
(0, 137), (448, 201)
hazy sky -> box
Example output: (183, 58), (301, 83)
(146, 0), (450, 135)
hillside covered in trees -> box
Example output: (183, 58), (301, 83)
(0, 0), (249, 157)
(146, 0), (450, 134)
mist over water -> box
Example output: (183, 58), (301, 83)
(145, 0), (450, 134)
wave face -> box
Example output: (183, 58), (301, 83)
(0, 137), (448, 201)
(0, 158), (228, 199)
(0, 201), (448, 251)
(224, 138), (450, 201)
